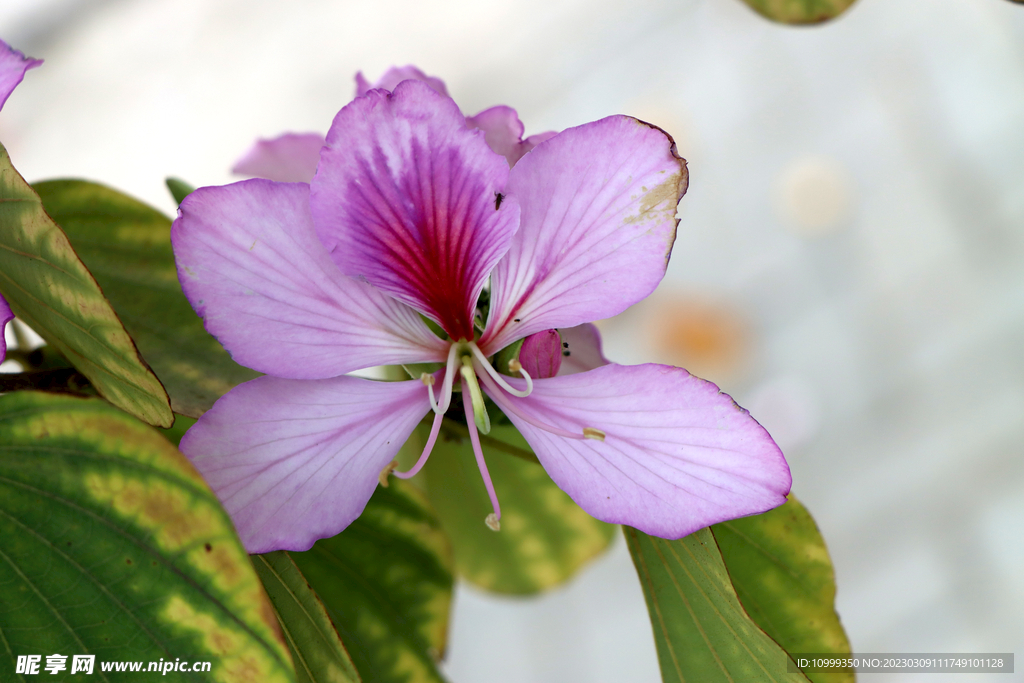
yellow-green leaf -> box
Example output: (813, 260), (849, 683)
(739, 0), (857, 24)
(625, 526), (810, 683)
(420, 421), (616, 594)
(254, 552), (361, 683)
(712, 496), (854, 683)
(0, 145), (172, 426)
(0, 391), (294, 683)
(289, 481), (453, 683)
(32, 179), (259, 418)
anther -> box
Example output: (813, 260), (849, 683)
(421, 372), (440, 413)
(378, 460), (398, 487)
(583, 427), (606, 441)
(485, 513), (501, 531)
(508, 358), (522, 374)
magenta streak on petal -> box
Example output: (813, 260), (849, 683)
(462, 372), (501, 522)
(231, 133), (326, 183)
(393, 406), (444, 479)
(0, 294), (12, 363)
(340, 142), (482, 339)
(311, 80), (519, 341)
(0, 40), (41, 113)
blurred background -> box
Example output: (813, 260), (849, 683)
(2, 0), (1022, 681)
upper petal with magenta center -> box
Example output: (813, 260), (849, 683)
(311, 80), (520, 341)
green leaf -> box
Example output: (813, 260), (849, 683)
(739, 0), (857, 24)
(289, 481), (453, 683)
(624, 526), (810, 683)
(0, 391), (295, 682)
(253, 552), (361, 683)
(0, 145), (172, 427)
(166, 177), (195, 206)
(712, 496), (853, 683)
(420, 422), (616, 594)
(32, 179), (259, 418)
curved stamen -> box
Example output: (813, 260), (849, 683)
(393, 409), (445, 480)
(468, 342), (533, 397)
(432, 343), (460, 416)
(462, 372), (502, 531)
(473, 360), (587, 440)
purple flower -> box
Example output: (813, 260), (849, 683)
(173, 70), (791, 553)
(0, 38), (42, 363)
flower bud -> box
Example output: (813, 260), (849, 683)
(518, 329), (562, 379)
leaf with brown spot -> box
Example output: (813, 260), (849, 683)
(0, 392), (296, 683)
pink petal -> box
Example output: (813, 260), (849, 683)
(231, 133), (325, 183)
(556, 323), (610, 376)
(180, 375), (430, 552)
(499, 363), (791, 538)
(0, 294), (12, 363)
(0, 40), (41, 112)
(172, 179), (448, 379)
(465, 106), (555, 167)
(466, 106), (523, 163)
(480, 116), (688, 353)
(311, 80), (520, 340)
(522, 130), (558, 152)
(354, 66), (449, 98)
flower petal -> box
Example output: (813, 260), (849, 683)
(172, 179), (448, 379)
(0, 294), (12, 363)
(355, 65), (449, 98)
(0, 40), (41, 112)
(556, 323), (610, 376)
(180, 375), (430, 552)
(231, 132), (325, 183)
(498, 363), (791, 538)
(466, 106), (556, 167)
(481, 116), (688, 353)
(311, 80), (520, 340)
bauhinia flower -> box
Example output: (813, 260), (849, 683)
(173, 70), (791, 553)
(0, 39), (42, 363)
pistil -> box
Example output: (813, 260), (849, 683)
(460, 354), (491, 434)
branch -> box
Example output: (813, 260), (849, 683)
(0, 368), (92, 395)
